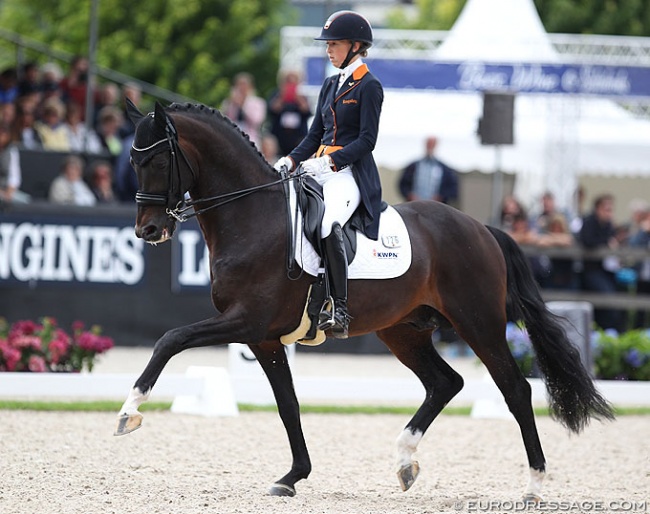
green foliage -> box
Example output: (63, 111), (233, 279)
(593, 329), (650, 381)
(386, 0), (466, 31)
(0, 0), (297, 106)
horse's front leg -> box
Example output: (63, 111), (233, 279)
(114, 313), (249, 436)
(248, 341), (311, 497)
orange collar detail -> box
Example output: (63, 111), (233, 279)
(352, 64), (369, 81)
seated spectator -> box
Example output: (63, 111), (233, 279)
(17, 62), (41, 98)
(59, 56), (92, 121)
(578, 194), (624, 331)
(96, 106), (124, 157)
(0, 67), (18, 105)
(1, 100), (16, 127)
(64, 101), (103, 154)
(93, 82), (120, 128)
(89, 159), (117, 203)
(221, 72), (266, 148)
(0, 121), (30, 203)
(34, 97), (70, 151)
(11, 100), (43, 149)
(39, 62), (63, 107)
(48, 155), (96, 206)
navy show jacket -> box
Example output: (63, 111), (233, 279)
(288, 64), (384, 240)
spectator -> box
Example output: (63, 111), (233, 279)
(114, 132), (138, 202)
(0, 100), (16, 126)
(531, 191), (570, 234)
(93, 82), (120, 128)
(578, 194), (624, 331)
(11, 100), (42, 149)
(17, 62), (41, 98)
(499, 194), (526, 232)
(260, 133), (280, 164)
(48, 154), (96, 206)
(628, 207), (650, 328)
(89, 159), (117, 203)
(399, 136), (459, 205)
(34, 97), (70, 151)
(96, 106), (124, 157)
(63, 101), (103, 153)
(505, 211), (551, 286)
(0, 121), (30, 203)
(39, 62), (63, 106)
(0, 67), (18, 105)
(118, 82), (142, 139)
(267, 69), (312, 156)
(221, 72), (266, 148)
(59, 55), (92, 120)
(537, 213), (578, 290)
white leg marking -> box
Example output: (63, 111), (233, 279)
(119, 387), (150, 416)
(525, 467), (546, 498)
(395, 428), (423, 470)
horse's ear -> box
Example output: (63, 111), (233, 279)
(125, 97), (145, 125)
(153, 101), (169, 133)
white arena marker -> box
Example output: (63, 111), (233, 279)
(171, 366), (239, 417)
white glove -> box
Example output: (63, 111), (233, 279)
(301, 155), (334, 177)
(273, 156), (294, 173)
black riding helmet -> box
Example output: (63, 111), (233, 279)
(315, 11), (373, 69)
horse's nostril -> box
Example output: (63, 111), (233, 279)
(137, 224), (158, 240)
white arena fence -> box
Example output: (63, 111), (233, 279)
(0, 344), (648, 417)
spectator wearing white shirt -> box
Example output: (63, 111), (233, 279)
(48, 154), (96, 206)
(0, 121), (30, 203)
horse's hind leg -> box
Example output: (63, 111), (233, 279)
(376, 325), (464, 492)
(456, 322), (546, 500)
(248, 341), (311, 497)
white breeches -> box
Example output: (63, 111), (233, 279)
(314, 166), (361, 238)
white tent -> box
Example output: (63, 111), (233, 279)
(373, 0), (650, 211)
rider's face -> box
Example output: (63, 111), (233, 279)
(325, 40), (359, 68)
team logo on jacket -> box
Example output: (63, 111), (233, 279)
(343, 98), (358, 104)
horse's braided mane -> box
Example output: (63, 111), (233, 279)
(167, 102), (273, 170)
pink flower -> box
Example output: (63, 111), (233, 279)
(10, 320), (39, 336)
(0, 343), (21, 371)
(49, 338), (70, 364)
(28, 355), (47, 372)
(10, 335), (42, 351)
(72, 321), (85, 332)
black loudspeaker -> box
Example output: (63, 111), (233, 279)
(478, 92), (515, 145)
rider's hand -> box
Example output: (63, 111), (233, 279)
(302, 156), (334, 177)
(273, 156), (294, 173)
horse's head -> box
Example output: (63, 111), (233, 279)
(127, 100), (193, 244)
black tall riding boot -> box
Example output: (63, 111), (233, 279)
(320, 223), (351, 339)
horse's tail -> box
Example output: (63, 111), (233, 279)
(485, 225), (614, 433)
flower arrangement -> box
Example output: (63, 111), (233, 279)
(0, 317), (114, 373)
(592, 328), (650, 381)
(504, 321), (650, 381)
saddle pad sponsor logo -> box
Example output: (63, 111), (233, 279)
(373, 249), (399, 259)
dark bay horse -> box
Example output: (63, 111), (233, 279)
(115, 100), (613, 498)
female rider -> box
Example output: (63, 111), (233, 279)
(274, 10), (384, 339)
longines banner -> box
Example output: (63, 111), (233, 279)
(170, 219), (210, 292)
(0, 214), (145, 286)
(306, 58), (650, 98)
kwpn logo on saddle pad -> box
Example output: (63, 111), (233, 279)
(372, 249), (399, 259)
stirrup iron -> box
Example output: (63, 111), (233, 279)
(317, 295), (335, 330)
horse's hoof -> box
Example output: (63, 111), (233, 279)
(397, 461), (420, 491)
(114, 413), (143, 436)
(522, 493), (543, 504)
(268, 483), (296, 497)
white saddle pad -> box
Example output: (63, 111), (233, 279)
(289, 186), (412, 279)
